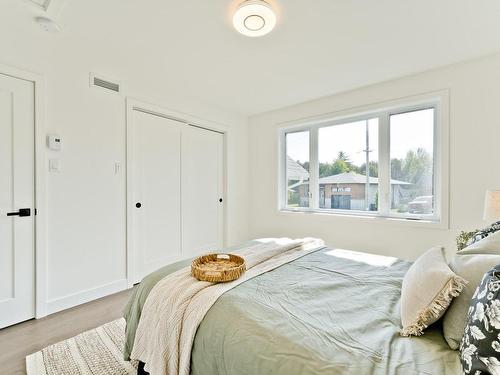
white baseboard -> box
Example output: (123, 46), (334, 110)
(45, 279), (129, 316)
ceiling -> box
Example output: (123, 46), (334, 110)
(5, 0), (500, 116)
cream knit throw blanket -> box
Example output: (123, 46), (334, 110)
(131, 237), (325, 375)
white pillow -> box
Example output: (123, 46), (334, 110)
(400, 246), (467, 336)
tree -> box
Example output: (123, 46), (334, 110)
(402, 148), (433, 195)
(391, 158), (404, 180)
(337, 151), (350, 162)
(391, 148), (433, 199)
(319, 151), (354, 177)
(298, 160), (309, 171)
(358, 161), (379, 178)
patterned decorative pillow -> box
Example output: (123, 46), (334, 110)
(444, 231), (500, 350)
(459, 265), (500, 374)
(466, 221), (500, 248)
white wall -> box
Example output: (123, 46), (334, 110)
(0, 2), (249, 315)
(248, 53), (500, 261)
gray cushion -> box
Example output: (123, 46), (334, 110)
(443, 231), (500, 349)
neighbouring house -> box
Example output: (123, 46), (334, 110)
(315, 172), (410, 210)
(286, 156), (310, 182)
(286, 156), (311, 207)
(286, 157), (410, 210)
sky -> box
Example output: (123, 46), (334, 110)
(286, 108), (434, 167)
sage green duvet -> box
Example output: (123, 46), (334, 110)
(124, 246), (460, 374)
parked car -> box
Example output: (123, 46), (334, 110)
(408, 195), (433, 214)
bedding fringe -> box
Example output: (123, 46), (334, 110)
(400, 275), (468, 337)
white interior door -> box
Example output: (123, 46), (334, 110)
(0, 73), (35, 328)
(130, 110), (182, 283)
(181, 125), (224, 256)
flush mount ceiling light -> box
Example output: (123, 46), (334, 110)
(233, 0), (276, 37)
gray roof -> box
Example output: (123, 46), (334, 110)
(286, 156), (309, 180)
(318, 172), (410, 185)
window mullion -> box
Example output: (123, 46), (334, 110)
(280, 130), (287, 210)
(309, 128), (319, 209)
(378, 114), (390, 216)
(432, 104), (441, 222)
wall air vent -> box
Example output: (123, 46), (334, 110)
(90, 73), (121, 93)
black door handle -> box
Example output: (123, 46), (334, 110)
(7, 208), (31, 217)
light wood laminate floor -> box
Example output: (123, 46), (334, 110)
(0, 288), (133, 374)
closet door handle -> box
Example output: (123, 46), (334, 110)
(136, 202), (142, 208)
(6, 208), (31, 217)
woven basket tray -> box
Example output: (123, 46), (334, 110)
(191, 253), (246, 283)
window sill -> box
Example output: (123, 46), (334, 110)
(278, 208), (449, 230)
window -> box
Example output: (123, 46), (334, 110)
(285, 131), (310, 208)
(318, 119), (378, 211)
(390, 109), (435, 217)
(280, 99), (443, 222)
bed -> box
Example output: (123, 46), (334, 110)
(123, 241), (460, 374)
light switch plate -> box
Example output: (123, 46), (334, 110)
(49, 159), (61, 172)
(114, 162), (121, 175)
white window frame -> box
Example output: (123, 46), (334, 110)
(278, 91), (449, 227)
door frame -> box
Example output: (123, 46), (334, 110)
(0, 63), (48, 319)
(125, 97), (228, 288)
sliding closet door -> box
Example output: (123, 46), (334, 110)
(130, 110), (182, 283)
(181, 126), (224, 257)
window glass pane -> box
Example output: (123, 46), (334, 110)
(318, 119), (379, 211)
(390, 108), (434, 216)
(286, 131), (309, 207)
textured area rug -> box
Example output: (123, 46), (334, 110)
(26, 319), (138, 375)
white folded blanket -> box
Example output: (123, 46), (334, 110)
(130, 237), (325, 375)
